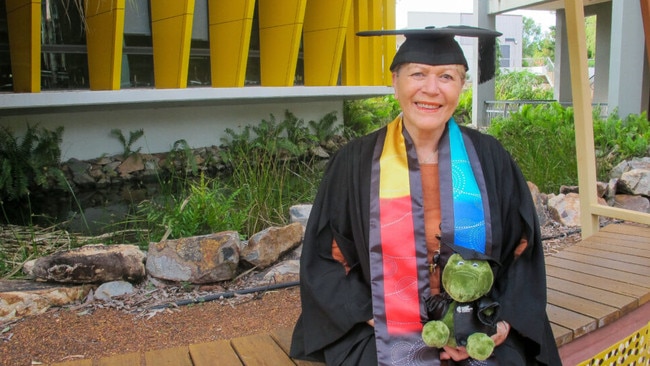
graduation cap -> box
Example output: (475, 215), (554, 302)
(357, 25), (502, 83)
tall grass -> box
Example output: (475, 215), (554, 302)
(488, 103), (649, 193)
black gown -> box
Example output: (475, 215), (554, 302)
(290, 122), (562, 366)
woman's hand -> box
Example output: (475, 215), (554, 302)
(492, 320), (510, 346)
(440, 321), (511, 361)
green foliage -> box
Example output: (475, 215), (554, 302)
(343, 95), (400, 138)
(454, 88), (473, 125)
(522, 16), (555, 65)
(0, 125), (66, 202)
(165, 139), (199, 177)
(488, 103), (650, 193)
(136, 174), (249, 241)
(110, 128), (144, 158)
(495, 70), (554, 100)
(594, 110), (650, 179)
(219, 111), (328, 237)
(488, 103), (577, 193)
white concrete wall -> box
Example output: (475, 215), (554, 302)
(1, 86), (393, 161)
(1, 101), (341, 161)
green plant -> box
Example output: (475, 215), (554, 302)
(343, 95), (400, 138)
(137, 174), (250, 241)
(0, 125), (67, 202)
(220, 112), (323, 236)
(593, 110), (650, 179)
(488, 103), (649, 193)
(487, 103), (578, 193)
(110, 128), (144, 159)
(495, 70), (554, 100)
(454, 88), (473, 125)
(165, 139), (199, 177)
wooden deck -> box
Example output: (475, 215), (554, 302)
(49, 223), (650, 366)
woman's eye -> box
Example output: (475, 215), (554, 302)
(411, 72), (425, 79)
(440, 74), (454, 81)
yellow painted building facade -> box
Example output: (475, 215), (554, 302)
(2, 0), (396, 93)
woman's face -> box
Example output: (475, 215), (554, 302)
(392, 63), (465, 136)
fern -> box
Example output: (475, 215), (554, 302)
(0, 125), (66, 201)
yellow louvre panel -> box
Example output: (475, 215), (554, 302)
(303, 0), (352, 86)
(150, 0), (195, 88)
(341, 0), (394, 86)
(85, 0), (125, 90)
(354, 0), (371, 85)
(381, 0), (396, 85)
(6, 0), (40, 93)
(577, 322), (650, 366)
(208, 0), (255, 87)
(150, 0), (193, 22)
(341, 3), (358, 86)
(258, 0), (306, 86)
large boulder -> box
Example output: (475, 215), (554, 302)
(0, 280), (92, 323)
(25, 244), (146, 283)
(239, 223), (303, 269)
(146, 231), (240, 283)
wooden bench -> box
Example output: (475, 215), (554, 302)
(50, 223), (650, 365)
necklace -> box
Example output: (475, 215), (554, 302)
(420, 149), (439, 164)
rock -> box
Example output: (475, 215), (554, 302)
(528, 182), (549, 226)
(117, 154), (144, 177)
(94, 281), (135, 301)
(26, 244), (146, 284)
(289, 204), (312, 228)
(547, 193), (608, 227)
(612, 194), (650, 213)
(547, 193), (582, 227)
(261, 260), (300, 283)
(0, 285), (92, 323)
(146, 231), (240, 283)
(618, 169), (650, 196)
(240, 223), (303, 269)
(610, 157), (650, 180)
(66, 158), (95, 186)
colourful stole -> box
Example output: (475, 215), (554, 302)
(369, 117), (492, 365)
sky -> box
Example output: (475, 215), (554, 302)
(396, 0), (556, 31)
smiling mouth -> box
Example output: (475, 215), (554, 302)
(415, 102), (441, 110)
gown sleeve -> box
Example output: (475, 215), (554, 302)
(290, 135), (377, 361)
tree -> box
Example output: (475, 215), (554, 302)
(522, 16), (555, 66)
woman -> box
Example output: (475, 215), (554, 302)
(290, 26), (561, 365)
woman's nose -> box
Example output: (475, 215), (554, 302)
(422, 76), (439, 94)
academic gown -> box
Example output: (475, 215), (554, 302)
(290, 122), (562, 366)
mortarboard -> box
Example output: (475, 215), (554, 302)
(357, 25), (502, 84)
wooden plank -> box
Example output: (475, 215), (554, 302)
(551, 322), (574, 347)
(546, 276), (637, 314)
(551, 251), (650, 277)
(600, 224), (650, 238)
(564, 245), (650, 265)
(576, 240), (650, 259)
(590, 231), (650, 246)
(546, 256), (650, 285)
(97, 352), (141, 366)
(270, 328), (325, 366)
(231, 333), (296, 366)
(190, 340), (243, 366)
(49, 359), (93, 366)
(547, 288), (620, 327)
(547, 303), (597, 339)
(144, 346), (193, 366)
(546, 265), (650, 304)
(585, 234), (650, 250)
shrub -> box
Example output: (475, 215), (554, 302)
(0, 125), (67, 202)
(488, 103), (577, 193)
